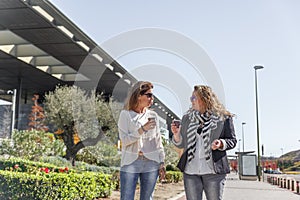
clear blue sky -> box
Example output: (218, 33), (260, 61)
(48, 0), (300, 157)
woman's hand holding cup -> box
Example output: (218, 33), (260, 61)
(143, 117), (156, 132)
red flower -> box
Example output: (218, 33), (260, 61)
(39, 167), (50, 173)
(44, 168), (49, 173)
(14, 164), (19, 169)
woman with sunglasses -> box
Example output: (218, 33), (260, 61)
(118, 81), (165, 200)
(171, 85), (237, 200)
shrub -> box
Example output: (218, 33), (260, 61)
(164, 171), (183, 183)
(0, 170), (115, 199)
(10, 130), (64, 160)
(38, 156), (72, 168)
(0, 156), (119, 175)
(76, 141), (121, 167)
(163, 143), (181, 166)
(0, 138), (14, 156)
(74, 161), (119, 174)
(166, 163), (180, 171)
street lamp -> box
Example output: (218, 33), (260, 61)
(254, 65), (264, 181)
(242, 122), (246, 152)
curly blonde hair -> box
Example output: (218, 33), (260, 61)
(194, 85), (233, 117)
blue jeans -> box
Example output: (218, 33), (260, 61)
(120, 157), (159, 200)
(183, 173), (226, 200)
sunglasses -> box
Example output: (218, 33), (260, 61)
(190, 95), (197, 102)
(143, 93), (154, 98)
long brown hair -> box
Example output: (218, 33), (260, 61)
(124, 81), (153, 110)
(194, 85), (233, 117)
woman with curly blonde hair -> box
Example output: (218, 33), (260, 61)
(171, 85), (237, 200)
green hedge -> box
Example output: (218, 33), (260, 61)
(164, 171), (183, 183)
(0, 170), (115, 199)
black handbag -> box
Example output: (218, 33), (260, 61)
(176, 150), (188, 172)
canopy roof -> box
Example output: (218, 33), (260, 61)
(0, 0), (132, 96)
(0, 0), (178, 121)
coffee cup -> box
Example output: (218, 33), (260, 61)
(173, 119), (181, 128)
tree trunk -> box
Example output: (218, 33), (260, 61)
(62, 123), (76, 165)
(62, 124), (105, 166)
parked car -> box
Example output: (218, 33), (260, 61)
(272, 169), (282, 174)
(264, 168), (282, 174)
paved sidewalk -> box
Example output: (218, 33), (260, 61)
(171, 173), (300, 200)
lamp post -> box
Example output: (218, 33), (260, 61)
(254, 65), (264, 181)
(242, 122), (246, 152)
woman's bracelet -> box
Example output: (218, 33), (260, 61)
(141, 125), (147, 132)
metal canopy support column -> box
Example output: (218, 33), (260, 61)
(15, 77), (22, 130)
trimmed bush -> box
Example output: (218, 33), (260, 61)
(164, 171), (183, 183)
(0, 170), (115, 199)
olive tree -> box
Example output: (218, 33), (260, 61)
(44, 85), (121, 165)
